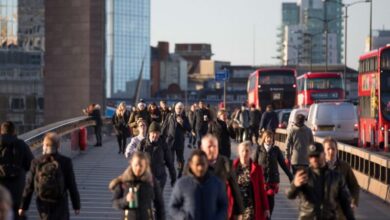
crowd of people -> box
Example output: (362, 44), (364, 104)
(0, 100), (360, 220)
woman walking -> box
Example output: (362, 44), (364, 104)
(112, 102), (131, 154)
(233, 141), (270, 220)
(109, 152), (165, 220)
(252, 131), (294, 217)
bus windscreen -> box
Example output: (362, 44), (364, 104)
(306, 78), (342, 90)
(259, 71), (295, 85)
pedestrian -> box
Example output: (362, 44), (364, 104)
(125, 119), (147, 159)
(286, 142), (355, 220)
(0, 185), (13, 220)
(129, 101), (151, 137)
(159, 100), (171, 125)
(19, 132), (81, 220)
(231, 108), (241, 143)
(249, 104), (261, 144)
(187, 104), (198, 149)
(252, 131), (293, 216)
(192, 100), (211, 148)
(112, 102), (131, 154)
(148, 102), (162, 124)
(137, 122), (176, 190)
(237, 103), (250, 142)
(259, 105), (278, 133)
(233, 141), (270, 220)
(84, 104), (103, 146)
(109, 151), (165, 220)
(323, 137), (359, 219)
(285, 114), (314, 174)
(169, 150), (227, 220)
(161, 102), (191, 178)
(200, 134), (244, 220)
(208, 109), (235, 159)
(0, 121), (34, 220)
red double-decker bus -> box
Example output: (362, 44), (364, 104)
(247, 68), (296, 110)
(358, 45), (390, 149)
(296, 72), (345, 107)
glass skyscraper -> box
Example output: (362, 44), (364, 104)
(106, 0), (151, 99)
(0, 0), (18, 46)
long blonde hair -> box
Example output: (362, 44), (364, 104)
(258, 130), (274, 146)
(116, 102), (126, 117)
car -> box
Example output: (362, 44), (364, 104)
(286, 108), (310, 132)
(276, 109), (292, 129)
(306, 102), (358, 143)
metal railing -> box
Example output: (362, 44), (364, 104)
(274, 128), (390, 203)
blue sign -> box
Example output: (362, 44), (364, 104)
(215, 70), (229, 81)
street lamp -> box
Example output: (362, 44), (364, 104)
(324, 0), (370, 92)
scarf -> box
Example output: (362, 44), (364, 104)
(264, 143), (272, 152)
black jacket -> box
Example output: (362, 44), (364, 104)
(286, 166), (355, 220)
(208, 156), (244, 216)
(90, 109), (102, 126)
(249, 109), (262, 127)
(109, 168), (165, 220)
(137, 138), (176, 183)
(112, 111), (131, 137)
(252, 144), (293, 183)
(259, 111), (278, 132)
(20, 153), (81, 220)
(149, 108), (162, 123)
(0, 134), (34, 210)
(192, 108), (211, 132)
(161, 113), (191, 150)
(207, 119), (235, 159)
(160, 108), (171, 125)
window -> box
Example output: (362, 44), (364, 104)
(36, 97), (44, 111)
(9, 97), (25, 111)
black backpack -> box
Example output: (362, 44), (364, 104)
(0, 140), (21, 178)
(34, 156), (65, 202)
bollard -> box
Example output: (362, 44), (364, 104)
(385, 125), (389, 152)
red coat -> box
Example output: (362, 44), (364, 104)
(233, 159), (269, 220)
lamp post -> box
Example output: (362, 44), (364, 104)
(369, 0), (373, 51)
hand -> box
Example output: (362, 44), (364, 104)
(285, 159), (291, 169)
(18, 209), (25, 216)
(126, 191), (133, 202)
(176, 117), (183, 125)
(264, 210), (271, 219)
(191, 131), (196, 136)
(235, 215), (243, 220)
(293, 170), (308, 187)
(351, 203), (357, 210)
(74, 209), (80, 215)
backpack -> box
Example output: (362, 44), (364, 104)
(0, 140), (21, 178)
(34, 156), (65, 202)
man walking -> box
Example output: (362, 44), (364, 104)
(192, 100), (211, 148)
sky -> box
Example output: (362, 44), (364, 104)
(151, 0), (390, 69)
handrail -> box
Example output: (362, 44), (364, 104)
(274, 128), (390, 203)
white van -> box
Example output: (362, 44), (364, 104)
(286, 108), (310, 132)
(306, 102), (358, 143)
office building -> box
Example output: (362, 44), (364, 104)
(365, 29), (390, 52)
(175, 43), (213, 75)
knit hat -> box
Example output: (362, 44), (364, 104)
(308, 143), (324, 157)
(148, 122), (160, 133)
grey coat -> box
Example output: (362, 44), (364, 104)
(285, 125), (314, 165)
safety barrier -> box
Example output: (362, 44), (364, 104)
(274, 128), (390, 203)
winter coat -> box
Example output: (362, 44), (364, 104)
(124, 135), (145, 158)
(286, 166), (355, 220)
(192, 108), (211, 133)
(259, 111), (278, 132)
(207, 119), (235, 159)
(169, 171), (227, 220)
(232, 159), (269, 220)
(129, 109), (151, 136)
(286, 124), (314, 165)
(89, 109), (102, 126)
(149, 108), (162, 123)
(249, 109), (262, 127)
(109, 167), (165, 220)
(161, 113), (191, 151)
(137, 138), (176, 185)
(252, 144), (293, 183)
(238, 109), (250, 129)
(20, 153), (81, 220)
(208, 156), (244, 219)
(112, 111), (131, 137)
(160, 108), (171, 126)
(0, 134), (34, 211)
(188, 110), (196, 128)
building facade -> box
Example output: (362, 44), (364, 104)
(365, 30), (390, 52)
(18, 0), (45, 51)
(280, 0), (343, 66)
(0, 49), (43, 133)
(106, 0), (151, 99)
(44, 0), (105, 124)
(0, 0), (18, 46)
(175, 43), (213, 75)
